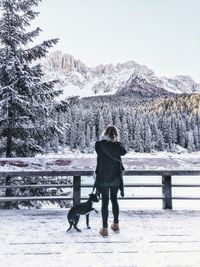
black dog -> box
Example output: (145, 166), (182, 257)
(67, 193), (99, 232)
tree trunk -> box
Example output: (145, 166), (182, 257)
(4, 127), (13, 209)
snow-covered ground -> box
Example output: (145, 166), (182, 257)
(1, 209), (200, 267)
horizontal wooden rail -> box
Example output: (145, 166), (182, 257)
(2, 195), (200, 202)
(2, 183), (200, 189)
(0, 196), (73, 201)
(0, 196), (164, 202)
(0, 183), (164, 189)
(2, 170), (200, 177)
(0, 184), (73, 189)
(172, 184), (200, 187)
(172, 196), (200, 200)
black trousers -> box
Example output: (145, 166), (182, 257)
(99, 186), (119, 228)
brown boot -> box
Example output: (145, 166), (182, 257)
(99, 228), (108, 237)
(111, 223), (120, 232)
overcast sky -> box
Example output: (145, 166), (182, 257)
(32, 0), (200, 82)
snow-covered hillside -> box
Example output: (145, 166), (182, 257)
(42, 51), (200, 99)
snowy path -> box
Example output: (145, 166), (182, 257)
(1, 209), (200, 267)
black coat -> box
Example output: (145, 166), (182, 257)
(94, 140), (127, 195)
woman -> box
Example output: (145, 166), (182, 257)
(94, 125), (127, 237)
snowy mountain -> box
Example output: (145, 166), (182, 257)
(42, 51), (200, 99)
(115, 70), (171, 97)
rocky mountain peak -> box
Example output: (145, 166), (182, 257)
(43, 51), (89, 74)
(42, 51), (200, 99)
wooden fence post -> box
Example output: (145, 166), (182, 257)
(73, 176), (81, 206)
(162, 175), (172, 209)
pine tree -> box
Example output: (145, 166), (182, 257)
(113, 109), (121, 130)
(103, 108), (113, 126)
(98, 112), (105, 138)
(171, 114), (178, 144)
(126, 113), (133, 144)
(120, 115), (129, 150)
(133, 120), (143, 152)
(144, 124), (152, 152)
(151, 114), (159, 149)
(65, 111), (72, 146)
(193, 126), (199, 150)
(157, 130), (165, 151)
(162, 117), (173, 151)
(86, 124), (91, 149)
(178, 119), (186, 148)
(0, 0), (68, 208)
(0, 0), (61, 157)
(91, 126), (96, 149)
(77, 118), (85, 148)
(187, 130), (195, 152)
(79, 132), (86, 152)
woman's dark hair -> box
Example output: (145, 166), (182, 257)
(102, 125), (120, 142)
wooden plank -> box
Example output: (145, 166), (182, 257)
(173, 196), (200, 200)
(0, 196), (73, 201)
(0, 184), (72, 189)
(2, 169), (200, 176)
(172, 184), (200, 187)
(2, 195), (200, 202)
(0, 170), (94, 177)
(0, 183), (163, 189)
(162, 175), (172, 209)
(117, 196), (163, 200)
(1, 183), (200, 190)
(118, 183), (163, 187)
(0, 195), (164, 202)
(73, 176), (81, 206)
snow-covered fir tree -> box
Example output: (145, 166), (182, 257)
(133, 120), (143, 152)
(0, 0), (70, 208)
(98, 111), (105, 138)
(187, 130), (195, 152)
(86, 124), (91, 149)
(62, 93), (200, 153)
(157, 130), (165, 151)
(120, 115), (129, 150)
(91, 126), (96, 148)
(0, 0), (63, 157)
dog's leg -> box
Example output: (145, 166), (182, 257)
(86, 214), (91, 229)
(73, 215), (81, 232)
(66, 222), (73, 232)
(94, 208), (98, 213)
(74, 222), (81, 232)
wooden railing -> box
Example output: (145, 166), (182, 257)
(1, 157), (200, 209)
